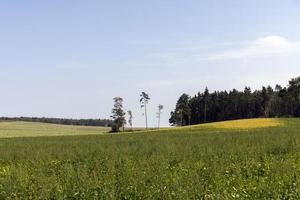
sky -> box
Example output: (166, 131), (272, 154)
(1, 0), (300, 127)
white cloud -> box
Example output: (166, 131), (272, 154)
(207, 35), (300, 60)
(151, 35), (300, 64)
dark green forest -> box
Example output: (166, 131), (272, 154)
(170, 77), (300, 126)
(0, 117), (113, 127)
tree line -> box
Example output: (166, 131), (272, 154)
(0, 117), (113, 127)
(170, 77), (300, 126)
(110, 92), (164, 132)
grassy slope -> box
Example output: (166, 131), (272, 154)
(0, 121), (110, 138)
(0, 118), (283, 138)
(0, 118), (300, 199)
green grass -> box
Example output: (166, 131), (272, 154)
(0, 118), (300, 199)
(0, 121), (110, 138)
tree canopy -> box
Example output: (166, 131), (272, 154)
(111, 97), (126, 132)
(170, 77), (300, 126)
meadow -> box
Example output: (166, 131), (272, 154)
(0, 118), (300, 199)
(0, 121), (110, 138)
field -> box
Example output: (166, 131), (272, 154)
(0, 118), (300, 199)
(0, 121), (110, 138)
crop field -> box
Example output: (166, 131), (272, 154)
(0, 118), (300, 199)
(0, 121), (110, 138)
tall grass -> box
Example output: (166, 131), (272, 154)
(0, 118), (300, 199)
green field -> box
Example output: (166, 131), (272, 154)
(0, 121), (110, 138)
(0, 118), (300, 199)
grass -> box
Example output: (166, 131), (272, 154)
(0, 118), (300, 199)
(0, 121), (110, 138)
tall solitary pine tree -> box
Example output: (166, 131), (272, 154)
(127, 110), (133, 130)
(140, 92), (150, 129)
(157, 104), (163, 129)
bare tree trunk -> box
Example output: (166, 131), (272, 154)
(158, 112), (161, 129)
(145, 104), (148, 129)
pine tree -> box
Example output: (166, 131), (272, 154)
(140, 92), (150, 129)
(157, 104), (163, 129)
(127, 110), (133, 130)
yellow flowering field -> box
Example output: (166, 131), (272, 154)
(200, 118), (282, 129)
(157, 118), (283, 133)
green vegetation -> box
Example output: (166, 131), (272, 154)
(170, 77), (300, 126)
(0, 118), (300, 199)
(0, 121), (110, 138)
(140, 92), (150, 129)
(111, 97), (126, 132)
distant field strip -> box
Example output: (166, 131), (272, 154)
(200, 118), (282, 129)
(0, 119), (283, 138)
(0, 121), (110, 138)
(157, 118), (283, 133)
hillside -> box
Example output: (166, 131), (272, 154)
(0, 118), (285, 138)
(160, 118), (283, 132)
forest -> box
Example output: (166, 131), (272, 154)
(170, 77), (300, 126)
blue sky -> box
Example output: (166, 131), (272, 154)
(1, 0), (300, 127)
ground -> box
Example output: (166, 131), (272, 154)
(0, 121), (110, 138)
(0, 118), (299, 199)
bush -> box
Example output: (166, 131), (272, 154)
(110, 124), (119, 133)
